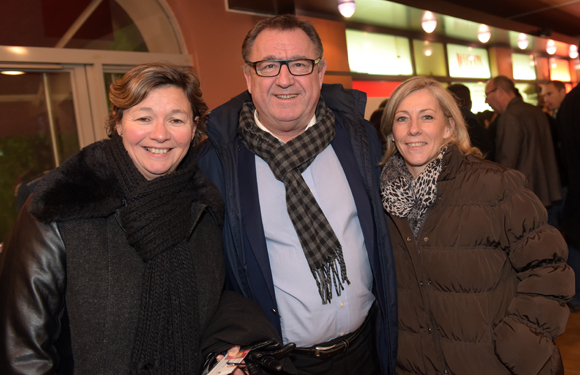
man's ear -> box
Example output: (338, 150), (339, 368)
(243, 66), (253, 94)
(317, 60), (327, 88)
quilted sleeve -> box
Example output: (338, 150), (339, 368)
(493, 170), (574, 375)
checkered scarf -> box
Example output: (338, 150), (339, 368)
(238, 98), (350, 305)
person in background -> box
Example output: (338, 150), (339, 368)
(199, 14), (397, 375)
(370, 100), (389, 149)
(485, 75), (562, 210)
(543, 80), (567, 117)
(380, 76), (573, 375)
(556, 83), (580, 312)
(447, 83), (495, 160)
(0, 62), (289, 375)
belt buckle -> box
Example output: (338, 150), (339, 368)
(314, 340), (349, 359)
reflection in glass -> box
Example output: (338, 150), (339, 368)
(0, 72), (79, 242)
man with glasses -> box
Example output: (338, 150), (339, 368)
(484, 75), (561, 209)
(199, 14), (397, 375)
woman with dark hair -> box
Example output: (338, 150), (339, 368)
(0, 62), (289, 375)
(379, 76), (574, 375)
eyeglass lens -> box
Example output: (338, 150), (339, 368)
(255, 60), (314, 77)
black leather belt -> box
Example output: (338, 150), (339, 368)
(292, 322), (365, 360)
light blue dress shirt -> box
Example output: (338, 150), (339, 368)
(254, 113), (375, 347)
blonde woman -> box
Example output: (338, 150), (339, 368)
(380, 76), (573, 375)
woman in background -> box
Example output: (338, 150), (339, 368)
(380, 76), (573, 375)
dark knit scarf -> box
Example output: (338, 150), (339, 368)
(238, 98), (349, 305)
(104, 134), (200, 374)
(380, 148), (445, 239)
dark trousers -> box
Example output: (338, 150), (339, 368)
(289, 313), (380, 375)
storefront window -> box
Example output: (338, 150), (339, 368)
(346, 29), (413, 75)
(413, 40), (447, 76)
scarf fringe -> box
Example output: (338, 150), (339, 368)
(311, 249), (351, 305)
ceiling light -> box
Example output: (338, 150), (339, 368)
(424, 48), (432, 56)
(546, 40), (557, 55)
(517, 34), (529, 50)
(0, 71), (25, 75)
(477, 24), (491, 43)
(569, 45), (578, 59)
(421, 11), (437, 33)
(338, 0), (356, 18)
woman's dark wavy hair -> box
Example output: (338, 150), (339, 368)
(105, 62), (208, 146)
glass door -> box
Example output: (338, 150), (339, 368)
(0, 68), (83, 242)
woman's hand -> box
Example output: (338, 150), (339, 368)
(215, 346), (247, 375)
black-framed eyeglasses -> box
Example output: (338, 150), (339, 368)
(485, 87), (498, 98)
(247, 58), (321, 77)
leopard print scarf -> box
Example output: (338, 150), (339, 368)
(380, 148), (445, 239)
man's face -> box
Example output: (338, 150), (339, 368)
(244, 28), (326, 142)
(542, 83), (567, 111)
(485, 81), (505, 114)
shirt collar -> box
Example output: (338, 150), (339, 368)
(254, 110), (317, 144)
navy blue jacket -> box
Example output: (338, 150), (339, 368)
(198, 84), (397, 374)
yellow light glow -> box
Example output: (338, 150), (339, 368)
(7, 46), (27, 55)
(1, 71), (25, 75)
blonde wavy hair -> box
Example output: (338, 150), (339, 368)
(379, 76), (482, 165)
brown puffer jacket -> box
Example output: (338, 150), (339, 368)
(386, 146), (574, 375)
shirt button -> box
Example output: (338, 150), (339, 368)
(406, 237), (412, 242)
(424, 237), (429, 242)
(419, 281), (423, 286)
(340, 332), (345, 336)
(340, 302), (344, 307)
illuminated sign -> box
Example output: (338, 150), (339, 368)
(550, 58), (571, 82)
(346, 29), (413, 75)
(447, 44), (491, 78)
(512, 53), (537, 80)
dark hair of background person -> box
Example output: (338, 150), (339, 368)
(369, 108), (386, 148)
(447, 84), (471, 108)
(477, 110), (496, 128)
(447, 83), (495, 161)
(104, 62), (208, 145)
(547, 80), (566, 92)
(241, 14), (324, 63)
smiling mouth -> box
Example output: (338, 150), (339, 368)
(145, 147), (170, 154)
(275, 94), (298, 99)
(407, 142), (426, 147)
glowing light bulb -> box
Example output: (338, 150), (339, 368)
(517, 34), (529, 50)
(338, 0), (356, 18)
(421, 11), (437, 33)
(546, 40), (557, 55)
(569, 45), (578, 59)
(477, 24), (491, 43)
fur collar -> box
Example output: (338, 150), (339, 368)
(30, 138), (224, 226)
